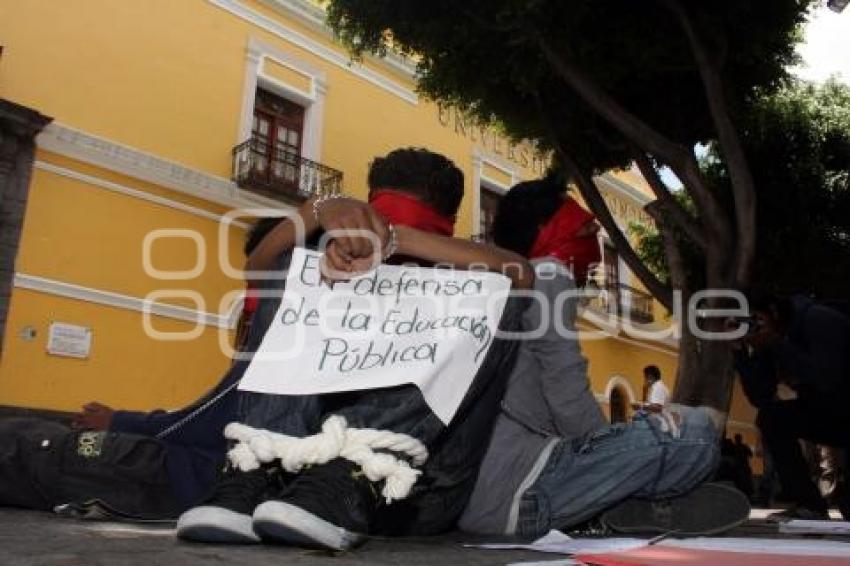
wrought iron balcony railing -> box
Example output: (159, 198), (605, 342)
(584, 274), (655, 325)
(232, 138), (343, 202)
(618, 284), (655, 324)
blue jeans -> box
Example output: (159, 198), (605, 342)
(235, 251), (528, 534)
(517, 405), (720, 536)
(236, 250), (525, 447)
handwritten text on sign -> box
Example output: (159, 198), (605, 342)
(237, 248), (511, 424)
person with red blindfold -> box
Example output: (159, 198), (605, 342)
(178, 148), (533, 549)
(245, 150), (532, 286)
(459, 177), (749, 538)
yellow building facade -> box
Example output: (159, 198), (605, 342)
(0, 0), (757, 457)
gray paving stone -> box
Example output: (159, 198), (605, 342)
(0, 509), (544, 566)
(0, 508), (845, 565)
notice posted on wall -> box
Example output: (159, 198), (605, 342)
(47, 322), (92, 359)
(237, 247), (511, 424)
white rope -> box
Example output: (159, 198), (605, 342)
(223, 415), (429, 503)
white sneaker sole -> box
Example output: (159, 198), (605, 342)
(252, 501), (366, 551)
(176, 506), (259, 544)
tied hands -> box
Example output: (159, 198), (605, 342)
(314, 197), (393, 281)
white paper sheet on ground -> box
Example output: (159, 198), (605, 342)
(660, 537), (850, 557)
(238, 248), (511, 424)
(77, 524), (176, 538)
(466, 529), (649, 555)
(779, 519), (850, 536)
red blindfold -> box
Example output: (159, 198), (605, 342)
(529, 198), (601, 284)
(369, 189), (455, 236)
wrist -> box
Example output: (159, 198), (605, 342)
(383, 222), (399, 260)
(393, 225), (415, 256)
(308, 193), (350, 231)
(298, 197), (321, 235)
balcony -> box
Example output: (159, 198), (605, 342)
(618, 284), (656, 324)
(232, 138), (343, 203)
(585, 275), (655, 325)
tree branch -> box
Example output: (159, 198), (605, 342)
(535, 35), (685, 163)
(534, 32), (733, 251)
(632, 150), (707, 250)
(561, 150), (674, 310)
(463, 10), (520, 33)
(662, 0), (757, 287)
(645, 202), (689, 293)
(531, 93), (674, 308)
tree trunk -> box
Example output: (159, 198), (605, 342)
(673, 318), (735, 412)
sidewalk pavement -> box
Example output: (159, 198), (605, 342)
(0, 508), (847, 566)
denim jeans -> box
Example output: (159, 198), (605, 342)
(756, 395), (850, 516)
(516, 405), (720, 536)
(236, 296), (526, 445)
(235, 251), (528, 534)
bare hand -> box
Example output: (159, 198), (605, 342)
(321, 241), (383, 281)
(71, 402), (115, 431)
(316, 198), (390, 262)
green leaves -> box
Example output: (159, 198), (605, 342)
(326, 0), (812, 174)
(635, 79), (850, 298)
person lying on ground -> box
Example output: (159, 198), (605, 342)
(458, 177), (750, 537)
(0, 148), (529, 524)
(0, 218), (293, 518)
(69, 216), (287, 434)
(176, 147), (533, 549)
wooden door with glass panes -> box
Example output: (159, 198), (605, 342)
(251, 89), (305, 193)
(610, 386), (628, 423)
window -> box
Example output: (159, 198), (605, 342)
(250, 88), (306, 191)
(602, 243), (620, 316)
(478, 185), (503, 243)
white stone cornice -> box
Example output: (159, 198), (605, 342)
(257, 0), (418, 79)
(36, 122), (295, 211)
(33, 161), (252, 229)
(207, 0), (418, 105)
(596, 173), (653, 206)
(13, 273), (241, 329)
(576, 314), (679, 354)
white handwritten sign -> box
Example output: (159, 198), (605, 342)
(238, 248), (511, 424)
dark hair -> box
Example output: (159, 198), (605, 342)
(367, 148), (464, 216)
(244, 216), (326, 256)
(746, 290), (793, 326)
(244, 217), (284, 256)
(491, 175), (567, 255)
(643, 365), (661, 380)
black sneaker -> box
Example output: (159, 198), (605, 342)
(177, 465), (283, 543)
(601, 482), (751, 536)
(252, 458), (379, 550)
